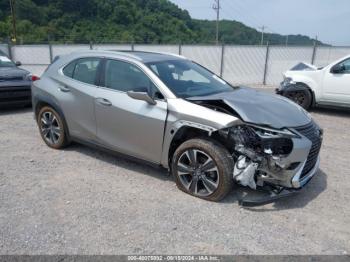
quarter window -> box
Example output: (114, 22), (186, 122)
(62, 58), (101, 85)
(62, 61), (76, 77)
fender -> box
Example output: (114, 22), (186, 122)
(160, 98), (242, 168)
(284, 70), (325, 101)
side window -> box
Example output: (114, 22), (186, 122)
(73, 58), (101, 85)
(339, 59), (350, 74)
(104, 59), (164, 99)
(63, 58), (101, 85)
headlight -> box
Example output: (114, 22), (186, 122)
(24, 74), (32, 81)
(282, 77), (296, 86)
(248, 124), (300, 139)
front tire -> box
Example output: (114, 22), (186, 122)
(37, 106), (69, 149)
(171, 138), (234, 202)
(285, 89), (312, 110)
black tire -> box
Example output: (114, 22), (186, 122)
(171, 138), (234, 202)
(286, 88), (312, 110)
(37, 106), (69, 149)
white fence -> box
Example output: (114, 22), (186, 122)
(2, 43), (350, 86)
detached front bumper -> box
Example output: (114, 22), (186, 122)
(292, 156), (320, 188)
(239, 156), (320, 207)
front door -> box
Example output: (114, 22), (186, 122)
(322, 58), (350, 104)
(95, 59), (167, 163)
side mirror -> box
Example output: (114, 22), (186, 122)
(331, 64), (345, 74)
(127, 90), (156, 105)
(15, 61), (22, 66)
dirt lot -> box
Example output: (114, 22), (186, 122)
(0, 105), (349, 255)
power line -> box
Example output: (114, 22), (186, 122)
(212, 0), (221, 45)
(223, 0), (279, 34)
(222, 0), (259, 29)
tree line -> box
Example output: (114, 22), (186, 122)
(0, 0), (323, 45)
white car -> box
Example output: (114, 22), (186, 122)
(276, 55), (350, 109)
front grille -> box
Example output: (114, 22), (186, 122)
(0, 87), (31, 102)
(294, 121), (322, 178)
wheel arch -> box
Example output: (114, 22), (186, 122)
(34, 95), (71, 141)
(294, 82), (316, 107)
(165, 123), (229, 169)
(168, 126), (208, 167)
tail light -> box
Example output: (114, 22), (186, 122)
(31, 75), (40, 81)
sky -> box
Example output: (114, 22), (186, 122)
(169, 0), (350, 46)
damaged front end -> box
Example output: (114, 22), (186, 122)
(218, 122), (322, 205)
(187, 88), (322, 205)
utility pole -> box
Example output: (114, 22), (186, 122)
(212, 0), (220, 45)
(259, 26), (265, 45)
(9, 0), (17, 44)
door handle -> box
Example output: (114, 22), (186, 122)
(58, 85), (70, 92)
(96, 98), (112, 106)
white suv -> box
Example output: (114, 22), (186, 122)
(277, 55), (350, 109)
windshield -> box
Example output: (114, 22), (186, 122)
(146, 59), (233, 98)
(0, 56), (15, 68)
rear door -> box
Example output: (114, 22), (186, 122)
(322, 58), (350, 104)
(58, 57), (102, 140)
(94, 58), (168, 163)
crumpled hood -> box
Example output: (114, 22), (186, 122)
(187, 87), (311, 129)
(289, 62), (318, 71)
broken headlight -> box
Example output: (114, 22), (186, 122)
(248, 125), (297, 156)
(248, 124), (300, 139)
(228, 125), (297, 157)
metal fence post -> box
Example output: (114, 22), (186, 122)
(7, 39), (12, 59)
(263, 42), (270, 85)
(179, 42), (182, 55)
(131, 42), (135, 51)
(89, 41), (93, 50)
(311, 41), (317, 65)
(220, 43), (225, 77)
(48, 43), (53, 63)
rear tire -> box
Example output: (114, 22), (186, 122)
(171, 138), (234, 202)
(37, 106), (69, 149)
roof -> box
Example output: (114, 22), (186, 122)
(109, 50), (185, 63)
(64, 50), (186, 65)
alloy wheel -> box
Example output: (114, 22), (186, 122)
(40, 111), (62, 145)
(176, 149), (219, 197)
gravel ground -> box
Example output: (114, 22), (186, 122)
(0, 104), (349, 255)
